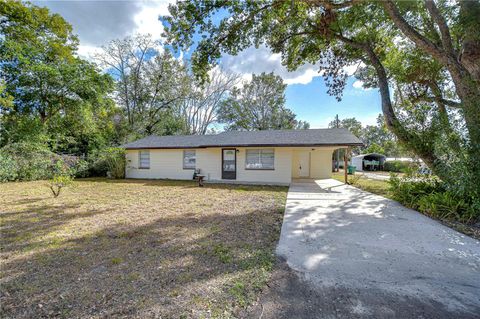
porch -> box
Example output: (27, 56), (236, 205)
(290, 147), (350, 183)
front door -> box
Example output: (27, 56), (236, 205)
(222, 148), (236, 179)
(298, 151), (310, 177)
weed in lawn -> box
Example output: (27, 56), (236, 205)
(213, 243), (233, 264)
(229, 281), (248, 307)
(111, 257), (123, 265)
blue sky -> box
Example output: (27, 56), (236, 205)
(36, 0), (382, 128)
(286, 77), (381, 127)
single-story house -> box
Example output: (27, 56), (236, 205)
(122, 128), (362, 185)
(351, 153), (386, 172)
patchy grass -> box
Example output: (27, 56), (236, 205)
(332, 171), (392, 198)
(0, 178), (287, 318)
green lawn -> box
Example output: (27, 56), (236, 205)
(0, 178), (287, 318)
(332, 171), (392, 198)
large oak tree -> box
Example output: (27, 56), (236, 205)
(164, 0), (480, 198)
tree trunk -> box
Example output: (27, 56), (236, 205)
(382, 0), (480, 191)
(363, 46), (453, 181)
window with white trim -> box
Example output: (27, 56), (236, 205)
(138, 150), (150, 169)
(183, 150), (196, 169)
(245, 149), (274, 170)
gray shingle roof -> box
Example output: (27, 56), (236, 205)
(121, 128), (363, 149)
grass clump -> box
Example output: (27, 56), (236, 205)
(212, 243), (233, 264)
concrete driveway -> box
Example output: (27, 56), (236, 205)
(274, 179), (480, 318)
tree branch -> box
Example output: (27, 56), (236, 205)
(382, 1), (447, 63)
(424, 0), (456, 57)
(412, 95), (462, 108)
(306, 0), (360, 10)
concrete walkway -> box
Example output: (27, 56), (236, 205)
(275, 179), (480, 318)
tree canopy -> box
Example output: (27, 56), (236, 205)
(164, 0), (480, 201)
(218, 72), (309, 131)
(0, 0), (117, 154)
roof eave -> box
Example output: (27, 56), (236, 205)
(124, 142), (363, 150)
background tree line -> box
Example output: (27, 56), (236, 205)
(0, 1), (311, 180)
(328, 114), (408, 157)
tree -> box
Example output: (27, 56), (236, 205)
(95, 35), (187, 138)
(0, 0), (116, 154)
(362, 115), (405, 157)
(218, 72), (309, 131)
(328, 116), (363, 156)
(179, 68), (240, 134)
(328, 117), (362, 138)
(164, 0), (479, 198)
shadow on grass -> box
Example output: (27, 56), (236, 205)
(1, 203), (109, 254)
(1, 203), (284, 318)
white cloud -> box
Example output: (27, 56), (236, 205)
(77, 44), (102, 60)
(37, 0), (173, 47)
(352, 80), (364, 89)
(133, 1), (171, 41)
(352, 80), (372, 91)
(221, 45), (322, 85)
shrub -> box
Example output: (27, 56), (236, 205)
(388, 174), (444, 209)
(418, 192), (477, 224)
(90, 147), (126, 179)
(0, 142), (57, 181)
(383, 160), (418, 173)
(389, 173), (478, 224)
(0, 142), (89, 182)
(48, 175), (73, 198)
(0, 153), (18, 182)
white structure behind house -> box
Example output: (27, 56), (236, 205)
(351, 153), (386, 172)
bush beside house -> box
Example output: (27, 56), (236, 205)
(0, 143), (125, 182)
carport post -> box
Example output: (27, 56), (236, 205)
(344, 147), (349, 184)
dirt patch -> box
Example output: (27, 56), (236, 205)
(0, 178), (287, 318)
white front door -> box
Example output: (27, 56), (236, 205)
(298, 151), (310, 177)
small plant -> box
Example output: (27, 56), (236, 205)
(111, 257), (123, 265)
(418, 192), (477, 224)
(348, 173), (362, 186)
(388, 172), (478, 224)
(48, 175), (73, 198)
(213, 243), (233, 264)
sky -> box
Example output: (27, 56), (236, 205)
(34, 0), (382, 128)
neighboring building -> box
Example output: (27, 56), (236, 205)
(122, 129), (362, 185)
(351, 153), (386, 172)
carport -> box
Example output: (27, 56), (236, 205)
(351, 153), (386, 171)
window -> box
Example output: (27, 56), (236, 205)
(138, 150), (150, 169)
(183, 150), (196, 169)
(245, 149), (274, 170)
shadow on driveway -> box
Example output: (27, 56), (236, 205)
(246, 179), (480, 318)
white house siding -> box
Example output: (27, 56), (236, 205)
(126, 147), (334, 184)
(196, 148), (222, 180)
(292, 147), (336, 179)
(125, 149), (196, 180)
(310, 148), (335, 179)
(235, 147), (292, 184)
